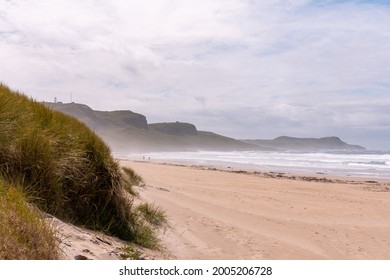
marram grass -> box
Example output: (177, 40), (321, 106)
(0, 83), (158, 253)
(0, 180), (59, 259)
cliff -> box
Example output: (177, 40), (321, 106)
(46, 102), (259, 153)
(47, 102), (148, 130)
(46, 103), (366, 153)
(149, 122), (198, 136)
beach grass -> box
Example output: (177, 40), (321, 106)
(0, 180), (59, 259)
(122, 166), (144, 195)
(137, 202), (167, 227)
(0, 83), (161, 258)
(120, 243), (142, 260)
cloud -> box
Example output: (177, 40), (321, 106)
(1, 0), (390, 149)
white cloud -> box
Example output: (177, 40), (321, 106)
(1, 0), (390, 149)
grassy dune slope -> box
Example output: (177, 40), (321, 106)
(0, 84), (160, 258)
(0, 181), (58, 259)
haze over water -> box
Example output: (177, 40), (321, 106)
(127, 150), (390, 179)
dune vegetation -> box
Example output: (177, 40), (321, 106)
(0, 180), (59, 259)
(0, 83), (164, 259)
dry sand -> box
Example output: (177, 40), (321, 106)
(49, 214), (161, 260)
(48, 215), (126, 260)
(121, 160), (390, 260)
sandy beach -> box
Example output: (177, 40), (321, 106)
(121, 160), (390, 260)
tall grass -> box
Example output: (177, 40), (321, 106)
(122, 166), (144, 195)
(0, 83), (155, 245)
(0, 180), (59, 259)
(137, 202), (167, 227)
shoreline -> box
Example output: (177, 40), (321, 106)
(121, 158), (390, 187)
(117, 150), (390, 180)
(121, 159), (390, 260)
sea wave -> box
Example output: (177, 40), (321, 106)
(127, 150), (390, 178)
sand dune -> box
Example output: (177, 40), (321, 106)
(121, 160), (390, 260)
(50, 214), (162, 260)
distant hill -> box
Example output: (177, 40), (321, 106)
(47, 102), (148, 130)
(242, 136), (366, 152)
(45, 102), (260, 153)
(46, 103), (366, 153)
(149, 122), (197, 136)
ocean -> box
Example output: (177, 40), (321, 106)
(126, 150), (390, 179)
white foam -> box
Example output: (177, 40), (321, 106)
(128, 150), (390, 178)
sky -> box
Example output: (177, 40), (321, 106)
(1, 0), (390, 150)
